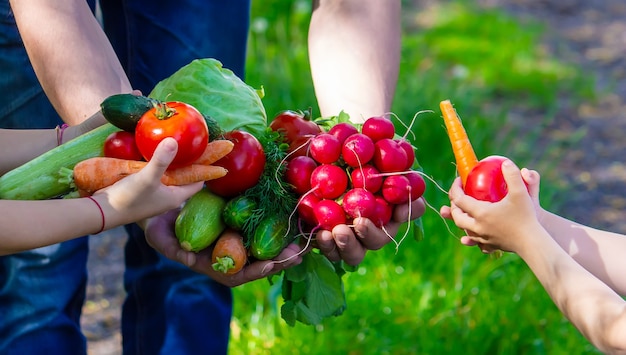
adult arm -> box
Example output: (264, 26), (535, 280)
(307, 0), (422, 266)
(308, 0), (401, 122)
(9, 0), (131, 124)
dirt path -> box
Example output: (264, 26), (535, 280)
(83, 1), (626, 353)
(489, 0), (626, 233)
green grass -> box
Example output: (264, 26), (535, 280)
(231, 1), (600, 354)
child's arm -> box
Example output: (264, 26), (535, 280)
(0, 138), (201, 255)
(539, 211), (626, 295)
(448, 160), (626, 353)
(0, 111), (108, 175)
(516, 223), (626, 354)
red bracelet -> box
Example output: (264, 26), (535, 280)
(86, 196), (105, 234)
(56, 123), (68, 146)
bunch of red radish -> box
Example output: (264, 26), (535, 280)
(282, 116), (425, 232)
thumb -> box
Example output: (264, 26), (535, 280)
(145, 138), (178, 176)
(501, 159), (526, 194)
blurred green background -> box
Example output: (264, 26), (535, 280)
(230, 1), (600, 354)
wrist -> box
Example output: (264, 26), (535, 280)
(55, 124), (69, 146)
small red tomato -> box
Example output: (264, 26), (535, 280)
(135, 101), (208, 169)
(464, 155), (508, 202)
(205, 130), (266, 198)
(103, 131), (144, 161)
(269, 109), (323, 158)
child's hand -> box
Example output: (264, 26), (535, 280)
(101, 137), (204, 224)
(443, 159), (544, 253)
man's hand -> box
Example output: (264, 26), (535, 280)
(143, 209), (304, 287)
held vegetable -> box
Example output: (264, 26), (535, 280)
(175, 188), (227, 252)
(0, 123), (119, 200)
(440, 100), (524, 202)
(100, 93), (158, 132)
(440, 99), (478, 187)
(211, 230), (248, 275)
(250, 217), (291, 260)
(222, 195), (257, 231)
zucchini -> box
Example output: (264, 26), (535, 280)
(175, 188), (227, 252)
(0, 123), (119, 200)
(250, 217), (291, 260)
(100, 93), (157, 132)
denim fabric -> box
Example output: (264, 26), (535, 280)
(0, 0), (63, 128)
(0, 0), (250, 353)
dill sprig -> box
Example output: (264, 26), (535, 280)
(241, 128), (298, 239)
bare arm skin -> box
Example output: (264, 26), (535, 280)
(307, 0), (423, 266)
(0, 138), (202, 255)
(0, 112), (108, 175)
(445, 160), (626, 354)
(309, 0), (401, 122)
(9, 0), (132, 124)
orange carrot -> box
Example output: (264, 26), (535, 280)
(211, 230), (248, 275)
(194, 139), (234, 165)
(440, 99), (478, 187)
(161, 164), (227, 185)
(72, 157), (228, 194)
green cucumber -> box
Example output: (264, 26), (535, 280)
(175, 188), (227, 252)
(250, 217), (291, 260)
(0, 123), (119, 200)
(222, 195), (257, 232)
(203, 113), (224, 142)
(100, 93), (158, 132)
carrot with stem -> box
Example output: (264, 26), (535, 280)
(62, 157), (228, 195)
(211, 230), (248, 274)
(440, 99), (478, 187)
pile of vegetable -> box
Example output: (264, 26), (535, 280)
(147, 59), (427, 325)
(0, 58), (427, 326)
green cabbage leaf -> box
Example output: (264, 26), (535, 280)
(149, 58), (267, 137)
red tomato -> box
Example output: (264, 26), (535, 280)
(205, 130), (266, 197)
(269, 109), (322, 158)
(464, 155), (508, 202)
(134, 101), (208, 169)
(103, 131), (144, 161)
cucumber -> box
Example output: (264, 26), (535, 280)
(222, 195), (257, 231)
(100, 93), (158, 132)
(203, 113), (224, 142)
(250, 217), (291, 260)
(175, 188), (227, 252)
(0, 123), (119, 200)
(100, 93), (223, 140)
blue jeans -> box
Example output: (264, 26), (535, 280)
(0, 1), (250, 354)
